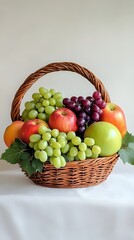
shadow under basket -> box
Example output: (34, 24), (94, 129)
(11, 61), (119, 188)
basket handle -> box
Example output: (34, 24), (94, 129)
(11, 62), (111, 121)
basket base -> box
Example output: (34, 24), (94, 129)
(25, 154), (119, 188)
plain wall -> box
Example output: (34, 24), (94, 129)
(0, 0), (134, 172)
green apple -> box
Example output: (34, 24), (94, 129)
(84, 121), (122, 156)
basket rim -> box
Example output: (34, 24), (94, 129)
(42, 153), (119, 168)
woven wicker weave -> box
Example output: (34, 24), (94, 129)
(11, 62), (118, 188)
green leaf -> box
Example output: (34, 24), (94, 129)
(19, 158), (36, 177)
(20, 152), (31, 161)
(119, 143), (134, 165)
(1, 139), (28, 164)
(119, 132), (134, 165)
(1, 138), (44, 176)
(32, 157), (43, 172)
(122, 131), (134, 148)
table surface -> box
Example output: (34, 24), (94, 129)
(0, 160), (134, 240)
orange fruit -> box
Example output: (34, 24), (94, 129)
(4, 120), (24, 147)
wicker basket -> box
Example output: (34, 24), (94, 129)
(11, 62), (119, 188)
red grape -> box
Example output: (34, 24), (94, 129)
(78, 111), (87, 119)
(92, 91), (101, 99)
(71, 96), (78, 103)
(94, 98), (102, 106)
(67, 101), (76, 110)
(86, 96), (94, 102)
(86, 115), (90, 122)
(77, 118), (86, 127)
(63, 90), (106, 137)
(77, 126), (86, 134)
(74, 105), (81, 112)
(84, 107), (91, 114)
(91, 103), (100, 113)
(99, 109), (103, 115)
(63, 98), (70, 105)
(78, 96), (84, 102)
(81, 99), (90, 108)
(99, 100), (106, 109)
(91, 112), (100, 121)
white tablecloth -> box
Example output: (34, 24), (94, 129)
(0, 160), (134, 240)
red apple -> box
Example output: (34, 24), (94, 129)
(19, 119), (49, 144)
(100, 102), (127, 137)
(49, 107), (78, 133)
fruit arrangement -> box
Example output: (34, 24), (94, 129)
(1, 62), (134, 188)
(1, 86), (131, 171)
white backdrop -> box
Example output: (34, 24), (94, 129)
(0, 0), (134, 173)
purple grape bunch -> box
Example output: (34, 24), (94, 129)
(63, 91), (106, 136)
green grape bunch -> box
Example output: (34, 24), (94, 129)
(22, 87), (64, 122)
(29, 126), (102, 169)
